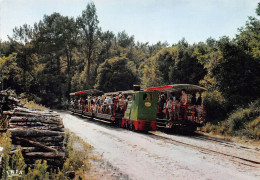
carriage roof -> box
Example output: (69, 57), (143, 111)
(69, 89), (104, 96)
(144, 84), (206, 93)
(104, 90), (135, 96)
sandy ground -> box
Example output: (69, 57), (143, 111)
(60, 112), (260, 180)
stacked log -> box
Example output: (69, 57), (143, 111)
(0, 90), (23, 113)
(0, 90), (23, 131)
(5, 107), (65, 168)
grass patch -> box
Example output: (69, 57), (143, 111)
(20, 98), (48, 111)
(202, 99), (260, 141)
(63, 131), (93, 179)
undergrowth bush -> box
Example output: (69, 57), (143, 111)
(20, 93), (42, 105)
(24, 160), (49, 180)
(23, 100), (48, 111)
(1, 131), (12, 179)
(202, 99), (260, 140)
(20, 93), (48, 110)
(202, 90), (227, 122)
(19, 97), (47, 111)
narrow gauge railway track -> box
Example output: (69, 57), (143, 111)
(192, 134), (259, 153)
(149, 132), (260, 168)
(71, 111), (113, 124)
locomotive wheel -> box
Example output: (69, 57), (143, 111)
(116, 119), (121, 128)
(118, 120), (122, 128)
(129, 123), (135, 131)
(185, 126), (196, 135)
(129, 123), (133, 131)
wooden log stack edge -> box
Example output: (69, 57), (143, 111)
(0, 90), (66, 169)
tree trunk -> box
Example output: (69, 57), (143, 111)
(87, 57), (91, 83)
(15, 137), (58, 154)
(65, 48), (72, 101)
(24, 152), (65, 158)
(56, 56), (62, 104)
(9, 128), (65, 137)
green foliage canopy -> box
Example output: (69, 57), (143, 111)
(95, 56), (137, 92)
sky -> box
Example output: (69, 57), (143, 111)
(0, 0), (259, 44)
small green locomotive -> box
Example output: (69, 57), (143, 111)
(122, 91), (158, 131)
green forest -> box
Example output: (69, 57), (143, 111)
(0, 2), (259, 131)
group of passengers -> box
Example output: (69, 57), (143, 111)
(158, 89), (203, 122)
(71, 94), (130, 115)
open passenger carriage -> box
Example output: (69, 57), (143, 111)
(96, 90), (134, 125)
(69, 89), (104, 117)
(145, 84), (206, 132)
(70, 89), (134, 125)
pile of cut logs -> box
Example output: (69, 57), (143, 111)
(1, 90), (65, 169)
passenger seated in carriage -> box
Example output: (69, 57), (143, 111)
(159, 94), (166, 118)
(114, 94), (124, 114)
(70, 99), (74, 107)
(95, 97), (100, 113)
(119, 94), (129, 114)
(107, 96), (113, 114)
(180, 89), (188, 105)
(101, 96), (106, 113)
(80, 98), (85, 110)
(84, 98), (88, 111)
(166, 97), (174, 120)
(87, 96), (92, 112)
(119, 94), (124, 105)
(118, 94), (125, 114)
(73, 99), (77, 109)
(168, 92), (176, 102)
(180, 89), (188, 120)
(174, 99), (181, 120)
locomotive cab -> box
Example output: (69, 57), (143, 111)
(122, 91), (158, 131)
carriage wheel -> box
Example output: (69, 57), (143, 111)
(132, 124), (136, 132)
(129, 123), (133, 131)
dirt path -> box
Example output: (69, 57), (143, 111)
(60, 112), (260, 180)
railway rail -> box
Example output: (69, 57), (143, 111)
(192, 134), (259, 153)
(149, 132), (260, 168)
